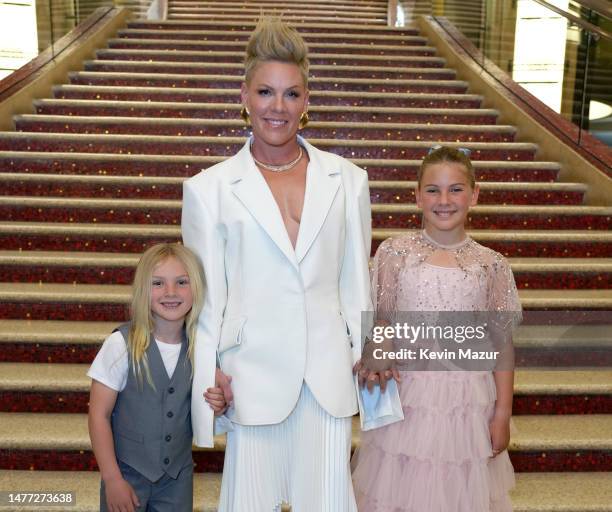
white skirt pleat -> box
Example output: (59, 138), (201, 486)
(218, 383), (357, 512)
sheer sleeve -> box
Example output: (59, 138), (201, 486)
(371, 237), (407, 326)
(487, 253), (522, 340)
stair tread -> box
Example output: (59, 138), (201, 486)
(0, 412), (610, 451)
(1, 222), (608, 239)
(54, 83), (483, 100)
(1, 174), (582, 192)
(0, 196), (606, 215)
(0, 282), (610, 306)
(108, 37), (426, 50)
(0, 251), (605, 268)
(2, 362), (611, 394)
(0, 150), (560, 168)
(118, 28), (422, 42)
(0, 132), (539, 149)
(1, 320), (609, 347)
(1, 470), (610, 512)
(17, 115), (512, 132)
(34, 98), (497, 116)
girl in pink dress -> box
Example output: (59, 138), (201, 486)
(352, 146), (521, 511)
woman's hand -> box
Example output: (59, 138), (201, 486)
(489, 411), (511, 457)
(204, 386), (227, 416)
(104, 475), (140, 512)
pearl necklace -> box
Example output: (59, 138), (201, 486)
(250, 145), (303, 172)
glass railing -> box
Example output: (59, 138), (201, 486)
(395, 0), (612, 153)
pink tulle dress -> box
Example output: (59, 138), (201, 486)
(352, 231), (521, 512)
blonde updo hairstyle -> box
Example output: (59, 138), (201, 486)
(244, 17), (309, 87)
(418, 146), (476, 189)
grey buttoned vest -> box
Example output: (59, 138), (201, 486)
(111, 323), (193, 482)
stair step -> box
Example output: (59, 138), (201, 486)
(1, 196), (607, 229)
(125, 20), (421, 36)
(0, 413), (610, 472)
(0, 151), (560, 182)
(0, 250), (606, 287)
(0, 132), (537, 160)
(15, 115), (515, 142)
(1, 362), (610, 414)
(75, 67), (461, 93)
(2, 470), (610, 512)
(0, 222), (608, 256)
(33, 99), (498, 124)
(107, 37), (429, 52)
(55, 84), (481, 108)
(164, 13), (387, 25)
(1, 320), (609, 368)
(0, 282), (610, 322)
(0, 172), (585, 204)
(117, 28), (422, 44)
(94, 47), (439, 62)
(86, 60), (455, 80)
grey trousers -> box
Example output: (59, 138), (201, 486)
(100, 460), (193, 512)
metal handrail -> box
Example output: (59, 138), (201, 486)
(573, 0), (612, 20)
(533, 0), (612, 40)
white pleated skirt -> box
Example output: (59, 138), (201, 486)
(218, 383), (357, 512)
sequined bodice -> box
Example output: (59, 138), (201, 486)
(397, 262), (489, 312)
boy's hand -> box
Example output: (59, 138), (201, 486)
(489, 413), (511, 457)
(104, 475), (140, 512)
(204, 386), (227, 415)
(215, 368), (234, 406)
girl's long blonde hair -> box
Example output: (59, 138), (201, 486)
(128, 243), (204, 388)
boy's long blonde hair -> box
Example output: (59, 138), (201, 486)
(128, 243), (204, 388)
(244, 17), (309, 86)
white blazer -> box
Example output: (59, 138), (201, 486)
(182, 136), (373, 447)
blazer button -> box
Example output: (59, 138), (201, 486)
(163, 457), (170, 465)
(165, 435), (172, 442)
(168, 387), (175, 394)
(167, 411), (174, 418)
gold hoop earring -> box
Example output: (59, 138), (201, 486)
(240, 106), (250, 126)
(299, 111), (309, 129)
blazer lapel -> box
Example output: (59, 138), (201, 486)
(231, 140), (299, 270)
(295, 139), (341, 263)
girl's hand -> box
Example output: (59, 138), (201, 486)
(204, 386), (227, 415)
(104, 475), (140, 512)
(489, 412), (511, 457)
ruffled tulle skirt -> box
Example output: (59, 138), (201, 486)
(352, 371), (515, 512)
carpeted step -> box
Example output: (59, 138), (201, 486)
(0, 151), (559, 182)
(33, 99), (498, 125)
(1, 249), (607, 287)
(165, 13), (387, 25)
(96, 46), (440, 68)
(2, 362), (610, 414)
(0, 282), (610, 321)
(2, 320), (609, 367)
(14, 115), (515, 142)
(0, 223), (608, 256)
(55, 84), (480, 108)
(77, 62), (455, 80)
(125, 20), (421, 36)
(107, 37), (431, 54)
(1, 470), (611, 512)
(116, 28), (423, 45)
(1, 196), (607, 229)
(0, 173), (584, 204)
(75, 68), (460, 93)
(0, 412), (610, 472)
(0, 133), (537, 160)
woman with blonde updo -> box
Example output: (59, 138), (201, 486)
(182, 17), (372, 511)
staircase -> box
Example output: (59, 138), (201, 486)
(0, 1), (611, 510)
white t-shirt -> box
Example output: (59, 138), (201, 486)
(87, 330), (182, 392)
